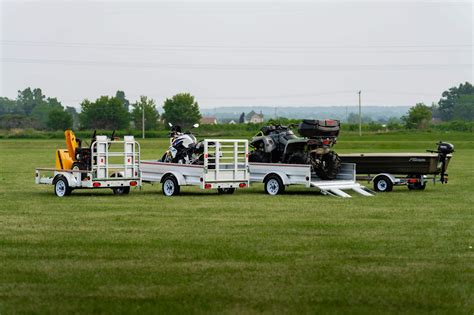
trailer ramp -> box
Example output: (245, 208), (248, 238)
(309, 163), (375, 198)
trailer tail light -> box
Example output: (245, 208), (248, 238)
(130, 181), (137, 186)
(322, 138), (330, 145)
(239, 183), (247, 188)
(93, 182), (101, 187)
(204, 183), (212, 189)
(408, 178), (418, 183)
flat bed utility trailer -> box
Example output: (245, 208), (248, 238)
(249, 162), (373, 198)
(36, 136), (141, 197)
(141, 139), (249, 196)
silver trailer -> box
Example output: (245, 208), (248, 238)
(249, 162), (373, 198)
(141, 139), (249, 196)
(35, 135), (141, 197)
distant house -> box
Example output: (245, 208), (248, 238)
(200, 116), (218, 125)
(245, 111), (264, 124)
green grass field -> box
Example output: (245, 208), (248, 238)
(0, 132), (473, 314)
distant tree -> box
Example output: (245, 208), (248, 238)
(31, 97), (63, 128)
(402, 103), (432, 129)
(131, 96), (160, 130)
(452, 95), (474, 121)
(16, 87), (46, 115)
(438, 82), (474, 121)
(162, 93), (201, 128)
(47, 108), (73, 130)
(115, 90), (130, 112)
(386, 117), (403, 130)
(79, 96), (130, 130)
(0, 97), (17, 115)
(239, 112), (245, 123)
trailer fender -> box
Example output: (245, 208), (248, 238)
(53, 172), (79, 187)
(263, 172), (290, 186)
(372, 173), (396, 184)
(160, 172), (186, 186)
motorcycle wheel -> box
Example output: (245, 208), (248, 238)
(249, 150), (270, 163)
(315, 151), (341, 180)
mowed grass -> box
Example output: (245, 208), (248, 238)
(0, 133), (473, 314)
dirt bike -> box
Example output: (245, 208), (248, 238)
(249, 120), (342, 180)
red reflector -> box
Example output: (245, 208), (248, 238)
(128, 158), (131, 163)
(204, 154), (208, 158)
(130, 181), (137, 186)
(323, 139), (330, 145)
(408, 179), (418, 183)
(204, 183), (212, 189)
(239, 183), (247, 188)
(93, 182), (101, 187)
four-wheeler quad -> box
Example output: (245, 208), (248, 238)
(249, 119), (342, 180)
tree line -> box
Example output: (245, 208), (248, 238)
(0, 89), (202, 131)
(0, 82), (472, 131)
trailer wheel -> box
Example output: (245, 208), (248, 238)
(112, 187), (130, 195)
(408, 182), (426, 190)
(217, 188), (235, 194)
(373, 175), (393, 192)
(264, 175), (285, 195)
(162, 176), (180, 196)
(54, 176), (72, 197)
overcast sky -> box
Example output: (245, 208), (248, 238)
(1, 0), (472, 109)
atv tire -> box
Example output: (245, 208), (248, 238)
(249, 150), (270, 163)
(315, 151), (341, 180)
(287, 152), (309, 165)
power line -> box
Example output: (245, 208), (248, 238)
(0, 40), (471, 54)
(2, 57), (471, 71)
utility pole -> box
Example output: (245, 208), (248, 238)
(358, 90), (362, 136)
(142, 104), (145, 139)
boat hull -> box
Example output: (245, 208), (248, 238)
(339, 153), (452, 175)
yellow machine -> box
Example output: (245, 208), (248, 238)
(55, 130), (79, 170)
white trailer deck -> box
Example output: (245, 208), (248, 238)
(249, 162), (373, 197)
(141, 139), (249, 196)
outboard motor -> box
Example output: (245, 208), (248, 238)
(437, 142), (454, 155)
(428, 142), (454, 184)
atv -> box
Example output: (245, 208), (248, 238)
(249, 119), (342, 179)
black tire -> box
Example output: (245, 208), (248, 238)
(249, 150), (270, 163)
(373, 175), (393, 192)
(162, 176), (180, 196)
(264, 174), (285, 195)
(53, 176), (72, 197)
(408, 182), (426, 190)
(315, 151), (341, 180)
(112, 187), (130, 195)
(160, 153), (168, 162)
(287, 151), (309, 165)
(217, 188), (235, 194)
